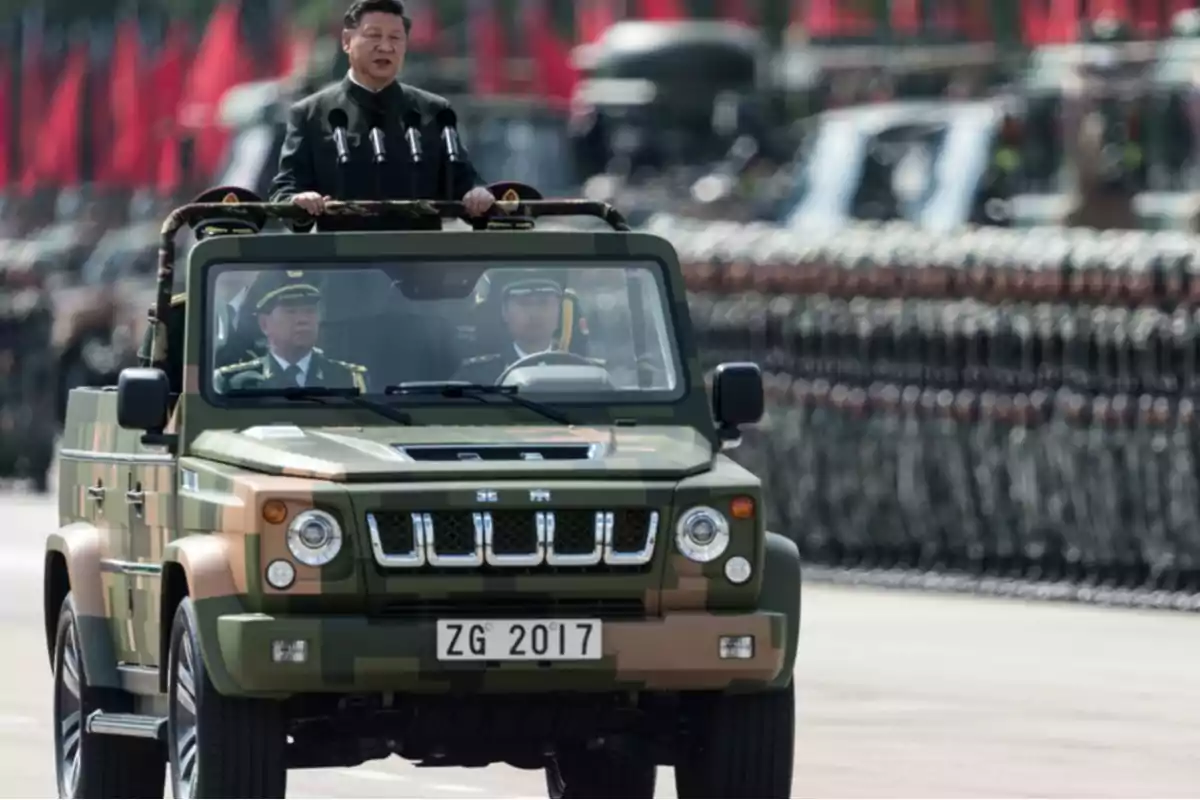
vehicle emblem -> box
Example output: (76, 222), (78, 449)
(530, 490), (551, 502)
(476, 490), (497, 502)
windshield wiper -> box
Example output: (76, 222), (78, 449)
(384, 382), (573, 426)
(225, 386), (412, 426)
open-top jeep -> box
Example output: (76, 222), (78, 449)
(43, 185), (801, 798)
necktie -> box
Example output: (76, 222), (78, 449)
(281, 364), (303, 387)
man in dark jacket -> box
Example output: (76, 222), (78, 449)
(269, 0), (495, 230)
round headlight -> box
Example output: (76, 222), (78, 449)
(286, 510), (343, 567)
(675, 506), (730, 563)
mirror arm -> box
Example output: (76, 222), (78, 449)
(140, 430), (178, 452)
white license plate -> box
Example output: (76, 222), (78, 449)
(436, 619), (603, 661)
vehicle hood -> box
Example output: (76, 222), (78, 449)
(188, 424), (716, 481)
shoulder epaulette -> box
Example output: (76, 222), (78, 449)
(329, 358), (367, 373)
(216, 358), (261, 374)
(461, 353), (502, 366)
(171, 292), (187, 306)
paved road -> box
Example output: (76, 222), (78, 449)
(4, 488), (1198, 798)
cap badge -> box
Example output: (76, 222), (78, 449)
(222, 192), (239, 204)
(287, 270), (304, 278)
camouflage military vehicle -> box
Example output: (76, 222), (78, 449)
(43, 187), (800, 798)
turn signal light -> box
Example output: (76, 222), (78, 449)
(730, 496), (755, 519)
(262, 500), (288, 525)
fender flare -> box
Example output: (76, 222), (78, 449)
(161, 535), (247, 697)
(759, 531), (802, 689)
(44, 524), (121, 690)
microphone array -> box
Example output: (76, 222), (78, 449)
(325, 107), (461, 171)
(646, 214), (1200, 606)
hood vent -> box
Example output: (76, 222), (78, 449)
(394, 443), (605, 462)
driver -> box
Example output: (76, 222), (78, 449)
(214, 270), (369, 392)
(453, 276), (565, 384)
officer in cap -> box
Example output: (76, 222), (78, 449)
(454, 272), (568, 384)
(214, 270), (369, 392)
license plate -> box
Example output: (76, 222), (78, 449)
(436, 619), (602, 661)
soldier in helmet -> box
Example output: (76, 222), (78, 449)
(214, 270), (369, 392)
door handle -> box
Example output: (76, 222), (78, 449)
(125, 490), (144, 505)
(86, 486), (104, 501)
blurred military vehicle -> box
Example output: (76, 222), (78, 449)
(0, 241), (55, 492)
(759, 98), (1018, 232)
(1009, 18), (1153, 228)
(45, 185), (799, 798)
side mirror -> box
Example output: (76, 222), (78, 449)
(711, 362), (764, 441)
(117, 367), (170, 432)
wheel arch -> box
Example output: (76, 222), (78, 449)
(43, 525), (122, 689)
(160, 535), (247, 696)
(760, 531), (802, 689)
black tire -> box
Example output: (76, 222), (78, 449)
(167, 597), (287, 799)
(674, 683), (795, 799)
(52, 593), (166, 798)
(545, 740), (657, 798)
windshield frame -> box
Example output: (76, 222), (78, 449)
(181, 231), (709, 438)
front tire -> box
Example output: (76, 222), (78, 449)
(545, 740), (657, 798)
(166, 597), (287, 798)
(674, 683), (796, 798)
(52, 593), (166, 798)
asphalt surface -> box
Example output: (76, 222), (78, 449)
(3, 485), (1198, 798)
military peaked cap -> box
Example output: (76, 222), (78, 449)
(488, 181), (544, 212)
(189, 185), (267, 240)
(252, 270), (323, 313)
(503, 276), (563, 298)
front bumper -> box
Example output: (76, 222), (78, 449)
(211, 611), (788, 697)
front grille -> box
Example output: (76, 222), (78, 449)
(378, 597), (647, 619)
(366, 508), (658, 571)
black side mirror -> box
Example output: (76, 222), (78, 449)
(711, 362), (764, 441)
(117, 367), (170, 432)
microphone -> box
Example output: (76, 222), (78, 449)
(436, 108), (463, 164)
(368, 124), (387, 164)
(403, 110), (424, 164)
(328, 108), (350, 165)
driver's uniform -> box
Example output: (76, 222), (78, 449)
(452, 343), (552, 385)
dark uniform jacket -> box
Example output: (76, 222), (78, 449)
(269, 76), (483, 232)
(453, 345), (606, 385)
(215, 349), (369, 393)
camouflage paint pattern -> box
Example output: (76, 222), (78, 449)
(46, 198), (799, 700)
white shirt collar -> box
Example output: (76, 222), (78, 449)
(271, 350), (313, 378)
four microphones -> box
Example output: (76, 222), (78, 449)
(327, 108), (351, 165)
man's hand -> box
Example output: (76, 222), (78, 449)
(463, 187), (495, 217)
(292, 192), (330, 215)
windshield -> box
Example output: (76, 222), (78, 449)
(781, 107), (995, 232)
(205, 259), (682, 402)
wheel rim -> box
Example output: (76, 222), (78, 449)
(54, 621), (83, 798)
(172, 635), (200, 799)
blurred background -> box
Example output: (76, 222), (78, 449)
(8, 0), (1200, 602)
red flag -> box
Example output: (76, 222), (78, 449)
(1045, 0), (1081, 41)
(718, 0), (758, 26)
(469, 0), (509, 96)
(18, 10), (47, 186)
(153, 23), (193, 197)
(178, 1), (253, 180)
(891, 0), (921, 33)
(634, 0), (686, 19)
(522, 0), (578, 105)
(577, 0), (619, 44)
(0, 55), (10, 186)
(804, 0), (875, 37)
(20, 42), (88, 191)
(105, 19), (151, 187)
(407, 0), (441, 51)
(1086, 0), (1132, 21)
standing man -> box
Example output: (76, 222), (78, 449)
(269, 0), (495, 230)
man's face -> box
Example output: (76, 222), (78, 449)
(259, 302), (320, 354)
(343, 11), (407, 84)
(502, 293), (560, 350)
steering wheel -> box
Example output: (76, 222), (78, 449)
(494, 350), (599, 385)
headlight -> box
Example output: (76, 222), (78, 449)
(674, 506), (730, 563)
(286, 510), (343, 566)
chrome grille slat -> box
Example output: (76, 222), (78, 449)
(369, 508), (659, 569)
